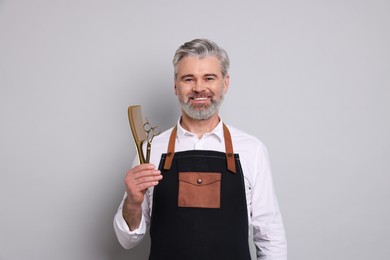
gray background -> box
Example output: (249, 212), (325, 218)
(1, 0), (389, 259)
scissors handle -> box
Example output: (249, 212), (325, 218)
(145, 141), (152, 163)
(140, 116), (160, 163)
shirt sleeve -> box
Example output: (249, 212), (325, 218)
(251, 143), (288, 260)
(113, 191), (151, 249)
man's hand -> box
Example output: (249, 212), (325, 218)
(122, 164), (162, 230)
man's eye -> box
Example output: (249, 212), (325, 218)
(205, 77), (215, 81)
(184, 78), (193, 82)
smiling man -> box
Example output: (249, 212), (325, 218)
(114, 39), (287, 260)
(175, 55), (227, 124)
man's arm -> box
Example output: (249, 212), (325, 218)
(252, 143), (287, 260)
(113, 164), (162, 249)
(113, 193), (147, 249)
(122, 164), (161, 229)
(122, 196), (143, 230)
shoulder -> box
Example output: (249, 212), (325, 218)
(226, 124), (264, 146)
(225, 124), (272, 185)
(225, 124), (267, 152)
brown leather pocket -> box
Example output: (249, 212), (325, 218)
(178, 172), (221, 208)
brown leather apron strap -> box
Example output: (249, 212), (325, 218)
(223, 124), (236, 174)
(163, 126), (177, 170)
(163, 123), (236, 173)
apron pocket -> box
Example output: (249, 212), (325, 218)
(178, 172), (221, 208)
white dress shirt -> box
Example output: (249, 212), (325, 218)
(114, 119), (287, 259)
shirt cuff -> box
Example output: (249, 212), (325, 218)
(114, 207), (146, 235)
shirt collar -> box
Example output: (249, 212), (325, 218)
(176, 117), (224, 143)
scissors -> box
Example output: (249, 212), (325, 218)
(143, 117), (161, 163)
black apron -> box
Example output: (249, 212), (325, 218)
(149, 124), (251, 260)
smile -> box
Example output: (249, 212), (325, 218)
(192, 97), (209, 101)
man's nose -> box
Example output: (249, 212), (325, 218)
(192, 80), (206, 92)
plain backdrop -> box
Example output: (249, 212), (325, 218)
(1, 0), (389, 259)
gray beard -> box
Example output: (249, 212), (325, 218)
(179, 95), (224, 120)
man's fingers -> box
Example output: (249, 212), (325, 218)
(125, 167), (161, 182)
(131, 163), (156, 173)
(135, 174), (163, 184)
(137, 180), (160, 192)
(124, 164), (163, 206)
(124, 164), (162, 191)
(133, 169), (161, 180)
(132, 174), (163, 190)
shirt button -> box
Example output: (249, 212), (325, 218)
(197, 178), (202, 184)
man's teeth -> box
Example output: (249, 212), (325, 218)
(193, 97), (208, 101)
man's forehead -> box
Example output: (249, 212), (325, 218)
(176, 56), (222, 75)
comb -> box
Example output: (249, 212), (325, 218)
(128, 105), (147, 164)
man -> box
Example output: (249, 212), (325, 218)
(114, 39), (287, 259)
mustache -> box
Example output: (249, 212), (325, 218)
(188, 92), (213, 99)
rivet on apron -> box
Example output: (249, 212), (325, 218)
(197, 178), (202, 184)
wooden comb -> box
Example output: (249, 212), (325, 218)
(128, 105), (148, 164)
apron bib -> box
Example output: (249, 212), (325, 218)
(149, 124), (251, 260)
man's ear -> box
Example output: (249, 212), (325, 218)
(223, 74), (230, 94)
(174, 84), (178, 95)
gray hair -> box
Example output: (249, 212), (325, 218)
(173, 39), (230, 78)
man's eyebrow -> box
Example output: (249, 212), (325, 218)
(180, 73), (219, 79)
(180, 74), (194, 79)
(204, 73), (219, 78)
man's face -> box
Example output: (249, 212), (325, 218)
(174, 56), (229, 120)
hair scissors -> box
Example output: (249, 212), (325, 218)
(143, 117), (161, 163)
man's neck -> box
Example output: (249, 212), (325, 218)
(180, 112), (220, 139)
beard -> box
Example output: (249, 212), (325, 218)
(179, 93), (224, 120)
